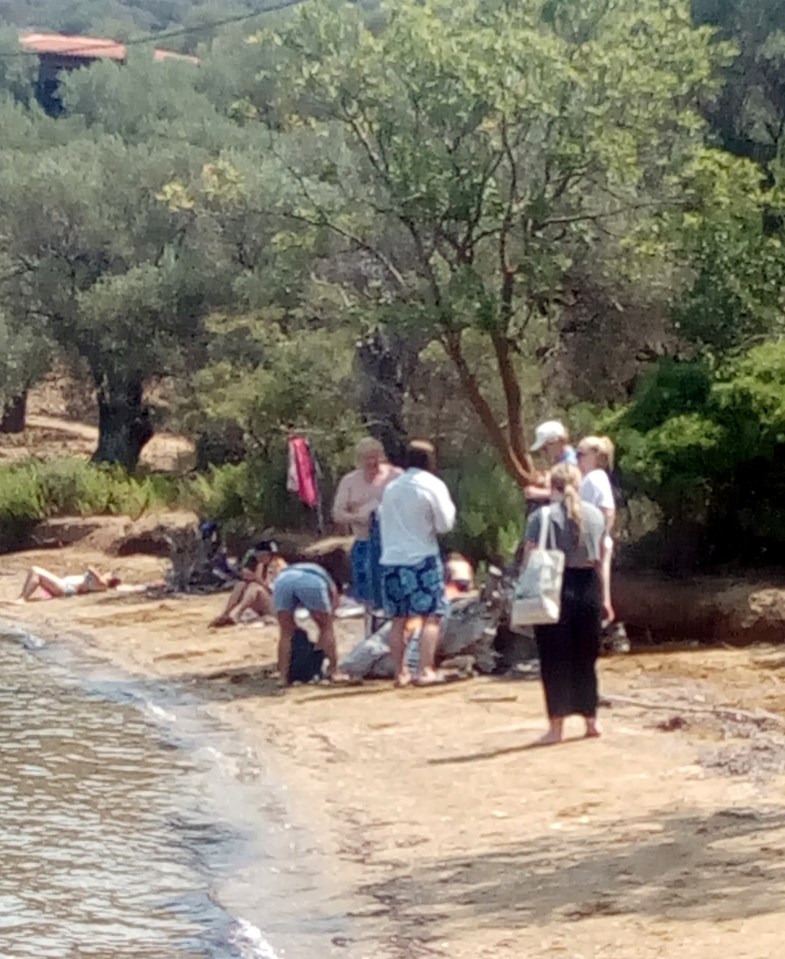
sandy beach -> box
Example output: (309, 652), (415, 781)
(3, 536), (785, 959)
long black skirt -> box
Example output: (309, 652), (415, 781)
(535, 567), (602, 719)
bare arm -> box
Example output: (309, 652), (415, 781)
(85, 567), (109, 591)
(431, 480), (456, 534)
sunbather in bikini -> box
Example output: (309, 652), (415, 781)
(15, 566), (120, 602)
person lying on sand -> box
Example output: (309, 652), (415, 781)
(15, 566), (121, 603)
(209, 541), (286, 628)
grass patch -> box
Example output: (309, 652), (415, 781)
(0, 458), (185, 550)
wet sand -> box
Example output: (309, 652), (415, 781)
(3, 543), (785, 958)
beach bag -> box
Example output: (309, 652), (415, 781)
(510, 506), (565, 628)
(288, 628), (325, 684)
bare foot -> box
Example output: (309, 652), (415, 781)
(414, 669), (446, 687)
(209, 616), (235, 628)
(531, 730), (563, 747)
(328, 671), (352, 685)
(585, 722), (601, 739)
(394, 670), (413, 688)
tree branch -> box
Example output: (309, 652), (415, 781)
(442, 329), (533, 488)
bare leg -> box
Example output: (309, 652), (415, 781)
(311, 611), (349, 682)
(19, 567), (65, 602)
(210, 582), (247, 627)
(533, 716), (565, 747)
(584, 715), (601, 738)
(388, 616), (411, 687)
(231, 584), (274, 623)
(276, 611), (296, 686)
(416, 615), (443, 684)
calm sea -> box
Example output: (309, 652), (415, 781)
(0, 623), (354, 959)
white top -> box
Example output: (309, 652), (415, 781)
(379, 468), (456, 566)
(580, 469), (615, 511)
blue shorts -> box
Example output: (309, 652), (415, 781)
(381, 556), (446, 618)
(273, 567), (332, 614)
(350, 514), (384, 609)
(351, 539), (372, 604)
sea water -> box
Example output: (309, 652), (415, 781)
(0, 624), (353, 959)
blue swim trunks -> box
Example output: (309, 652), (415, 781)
(350, 514), (384, 609)
(381, 555), (446, 618)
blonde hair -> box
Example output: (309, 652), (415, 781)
(550, 463), (583, 532)
(580, 435), (615, 471)
(354, 437), (385, 468)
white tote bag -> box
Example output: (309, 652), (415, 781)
(510, 506), (565, 628)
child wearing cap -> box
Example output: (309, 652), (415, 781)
(525, 420), (578, 506)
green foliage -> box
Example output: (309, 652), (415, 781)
(615, 342), (785, 564)
(0, 307), (53, 409)
(442, 453), (522, 560)
(0, 457), (183, 548)
(247, 0), (727, 479)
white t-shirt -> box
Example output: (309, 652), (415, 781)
(379, 468), (456, 566)
(579, 469), (615, 511)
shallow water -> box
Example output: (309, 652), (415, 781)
(0, 624), (353, 959)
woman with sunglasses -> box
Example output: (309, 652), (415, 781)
(576, 436), (616, 624)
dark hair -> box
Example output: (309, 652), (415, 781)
(241, 551), (260, 572)
(107, 576), (122, 589)
(254, 540), (279, 555)
(405, 439), (436, 472)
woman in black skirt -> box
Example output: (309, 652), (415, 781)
(521, 464), (610, 745)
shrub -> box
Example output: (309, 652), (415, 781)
(613, 342), (785, 567)
(0, 458), (183, 550)
(442, 453), (523, 562)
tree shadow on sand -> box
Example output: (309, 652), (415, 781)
(360, 807), (785, 933)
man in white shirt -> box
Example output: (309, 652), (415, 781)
(379, 440), (456, 686)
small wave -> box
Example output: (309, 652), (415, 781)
(145, 702), (178, 723)
(229, 918), (282, 959)
(0, 625), (45, 649)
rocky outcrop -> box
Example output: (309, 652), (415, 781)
(616, 572), (785, 645)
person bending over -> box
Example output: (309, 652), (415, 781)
(271, 558), (349, 686)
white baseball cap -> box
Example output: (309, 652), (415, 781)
(530, 420), (568, 452)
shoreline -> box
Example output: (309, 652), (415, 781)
(4, 543), (785, 957)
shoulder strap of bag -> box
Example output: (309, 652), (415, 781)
(538, 505), (550, 550)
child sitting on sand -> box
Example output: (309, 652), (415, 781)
(15, 566), (121, 602)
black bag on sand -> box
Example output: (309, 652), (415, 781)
(288, 628), (325, 684)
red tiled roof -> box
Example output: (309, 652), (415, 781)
(19, 32), (199, 65)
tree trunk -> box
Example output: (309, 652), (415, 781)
(0, 392), (27, 433)
(354, 331), (413, 466)
(442, 331), (534, 488)
(91, 382), (153, 471)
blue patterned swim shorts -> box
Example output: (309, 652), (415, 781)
(381, 555), (446, 618)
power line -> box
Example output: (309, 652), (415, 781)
(0, 0), (308, 60)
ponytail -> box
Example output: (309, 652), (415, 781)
(563, 483), (583, 530)
(550, 463), (583, 541)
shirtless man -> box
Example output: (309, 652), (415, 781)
(332, 438), (401, 615)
